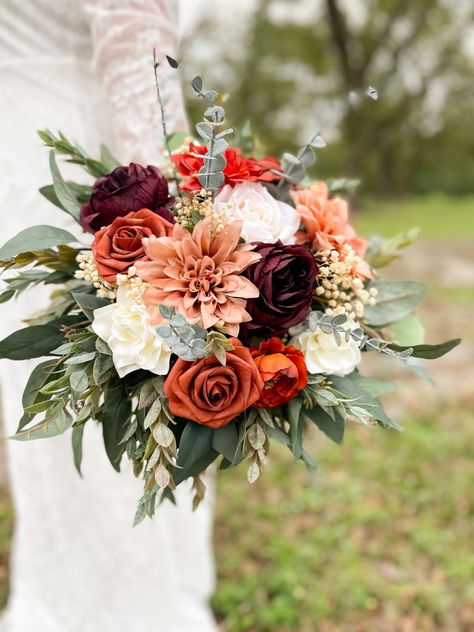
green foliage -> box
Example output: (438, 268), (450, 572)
(173, 422), (218, 485)
(0, 225), (78, 261)
(0, 318), (79, 360)
(98, 384), (132, 472)
(191, 76), (232, 191)
(38, 129), (116, 178)
(156, 305), (207, 361)
(389, 338), (461, 360)
(364, 280), (426, 327)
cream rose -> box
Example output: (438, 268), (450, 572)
(92, 286), (171, 378)
(294, 326), (361, 376)
(214, 182), (300, 244)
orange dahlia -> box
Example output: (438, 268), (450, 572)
(135, 218), (261, 335)
(291, 182), (368, 257)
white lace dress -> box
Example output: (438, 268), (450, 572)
(0, 2), (217, 630)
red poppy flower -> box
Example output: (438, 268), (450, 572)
(171, 143), (282, 190)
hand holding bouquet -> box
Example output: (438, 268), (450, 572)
(0, 60), (459, 523)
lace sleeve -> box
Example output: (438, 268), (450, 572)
(82, 0), (188, 164)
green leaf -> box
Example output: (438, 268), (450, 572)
(364, 281), (426, 327)
(70, 371), (89, 393)
(72, 292), (110, 320)
(213, 421), (241, 463)
(266, 426), (291, 447)
(18, 359), (59, 430)
(286, 397), (304, 459)
(98, 384), (132, 472)
(330, 375), (399, 430)
(168, 131), (188, 152)
(174, 422), (217, 485)
(99, 144), (120, 171)
(388, 338), (461, 360)
(72, 423), (85, 475)
(39, 185), (65, 210)
(49, 150), (81, 221)
(0, 225), (78, 261)
(346, 373), (396, 398)
(92, 353), (114, 383)
(391, 314), (425, 346)
(304, 406), (345, 444)
(11, 404), (72, 441)
(0, 320), (72, 360)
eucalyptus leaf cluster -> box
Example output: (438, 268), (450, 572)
(308, 310), (413, 361)
(191, 76), (233, 191)
(156, 304), (207, 361)
(278, 133), (327, 186)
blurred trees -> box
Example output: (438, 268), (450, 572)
(183, 0), (474, 195)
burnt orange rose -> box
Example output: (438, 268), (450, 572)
(164, 339), (264, 428)
(92, 208), (174, 283)
(251, 338), (307, 408)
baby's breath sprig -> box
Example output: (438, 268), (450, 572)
(314, 246), (377, 319)
(173, 189), (227, 235)
(75, 251), (116, 299)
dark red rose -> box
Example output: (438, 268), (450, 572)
(92, 208), (174, 283)
(240, 241), (318, 341)
(251, 338), (307, 408)
(171, 143), (282, 191)
(80, 163), (172, 233)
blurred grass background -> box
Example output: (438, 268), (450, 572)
(1, 1), (474, 630)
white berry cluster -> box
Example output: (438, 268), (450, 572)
(314, 245), (377, 319)
(174, 189), (226, 235)
(116, 267), (148, 304)
(75, 252), (116, 299)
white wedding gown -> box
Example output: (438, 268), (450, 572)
(0, 1), (218, 631)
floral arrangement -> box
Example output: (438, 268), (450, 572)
(0, 59), (459, 523)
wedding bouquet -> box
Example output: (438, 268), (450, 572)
(0, 60), (459, 523)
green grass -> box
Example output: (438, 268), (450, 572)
(355, 194), (474, 239)
(213, 406), (474, 631)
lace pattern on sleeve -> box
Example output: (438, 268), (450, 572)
(82, 0), (188, 164)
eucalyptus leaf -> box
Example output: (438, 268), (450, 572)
(71, 423), (85, 475)
(49, 151), (81, 220)
(0, 320), (73, 360)
(391, 314), (425, 346)
(0, 225), (78, 261)
(11, 404), (72, 441)
(191, 76), (203, 93)
(174, 422), (217, 485)
(18, 359), (59, 431)
(213, 421), (241, 463)
(304, 406), (345, 444)
(364, 280), (426, 327)
(388, 338), (460, 359)
(97, 385), (132, 471)
(286, 397), (304, 459)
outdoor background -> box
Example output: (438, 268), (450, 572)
(1, 1), (474, 630)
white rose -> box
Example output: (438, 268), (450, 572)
(294, 327), (361, 376)
(92, 286), (171, 378)
(214, 182), (300, 244)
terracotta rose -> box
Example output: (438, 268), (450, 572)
(92, 208), (173, 283)
(164, 339), (264, 428)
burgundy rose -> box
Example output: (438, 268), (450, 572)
(240, 241), (318, 341)
(80, 163), (172, 233)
